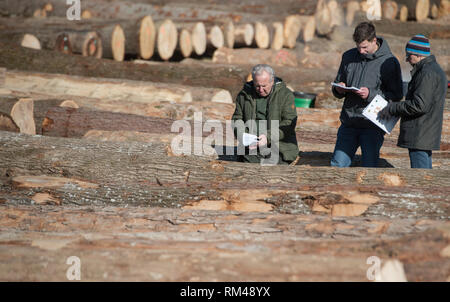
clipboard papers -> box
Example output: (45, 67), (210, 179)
(242, 133), (259, 146)
(331, 82), (361, 92)
(362, 94), (399, 134)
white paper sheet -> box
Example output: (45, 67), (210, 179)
(331, 82), (361, 92)
(362, 94), (399, 134)
(242, 133), (259, 146)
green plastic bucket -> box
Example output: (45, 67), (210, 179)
(293, 92), (316, 108)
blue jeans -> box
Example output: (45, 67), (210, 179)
(409, 149), (432, 169)
(331, 125), (385, 168)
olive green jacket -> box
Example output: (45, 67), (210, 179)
(231, 77), (299, 162)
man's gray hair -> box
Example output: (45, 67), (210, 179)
(251, 64), (275, 82)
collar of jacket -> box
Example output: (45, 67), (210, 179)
(411, 55), (436, 76)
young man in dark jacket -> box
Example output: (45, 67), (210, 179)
(231, 64), (299, 165)
(378, 35), (447, 169)
(331, 22), (403, 168)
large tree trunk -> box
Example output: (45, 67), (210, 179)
(41, 107), (175, 138)
(0, 130), (449, 212)
(122, 15), (156, 60)
(0, 42), (246, 99)
(3, 70), (234, 104)
(396, 0), (431, 21)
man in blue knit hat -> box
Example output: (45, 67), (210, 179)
(378, 34), (447, 169)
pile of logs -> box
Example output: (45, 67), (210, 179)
(0, 0), (448, 61)
(0, 1), (449, 283)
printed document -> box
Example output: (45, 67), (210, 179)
(242, 133), (259, 146)
(362, 94), (399, 134)
(331, 82), (361, 92)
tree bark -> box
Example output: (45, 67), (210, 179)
(0, 130), (449, 209)
(0, 112), (19, 132)
(372, 18), (450, 37)
(41, 107), (176, 138)
(396, 0), (431, 21)
(212, 47), (298, 67)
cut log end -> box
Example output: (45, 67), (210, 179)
(21, 34), (41, 50)
(284, 15), (302, 48)
(84, 32), (102, 58)
(254, 22), (270, 49)
(346, 1), (361, 26)
(179, 29), (193, 58)
(139, 15), (156, 60)
(211, 90), (233, 104)
(271, 22), (284, 50)
(59, 100), (79, 109)
(111, 25), (125, 62)
(301, 16), (316, 43)
(191, 22), (207, 56)
(416, 0), (430, 21)
(209, 25), (224, 49)
(224, 21), (235, 48)
(81, 10), (92, 19)
(10, 98), (36, 135)
(157, 19), (178, 61)
(55, 33), (72, 54)
(399, 5), (408, 21)
(315, 0), (333, 36)
(382, 0), (398, 20)
(430, 3), (439, 19)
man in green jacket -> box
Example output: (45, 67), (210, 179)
(378, 35), (447, 169)
(231, 64), (299, 165)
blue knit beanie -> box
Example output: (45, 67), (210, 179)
(405, 34), (430, 57)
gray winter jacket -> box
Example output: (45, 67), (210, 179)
(332, 37), (403, 129)
(387, 55), (447, 150)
